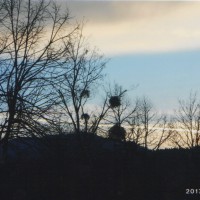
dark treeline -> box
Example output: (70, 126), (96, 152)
(0, 0), (200, 199)
(1, 134), (200, 200)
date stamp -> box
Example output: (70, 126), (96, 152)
(186, 189), (200, 195)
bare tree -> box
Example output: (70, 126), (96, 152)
(95, 84), (138, 140)
(56, 28), (107, 134)
(106, 84), (136, 126)
(127, 97), (172, 149)
(0, 0), (79, 160)
(86, 97), (110, 135)
(170, 92), (200, 148)
(126, 107), (143, 144)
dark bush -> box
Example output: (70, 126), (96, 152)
(80, 89), (90, 98)
(108, 124), (126, 141)
(81, 113), (90, 121)
(109, 96), (121, 108)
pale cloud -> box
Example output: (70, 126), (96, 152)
(66, 2), (200, 55)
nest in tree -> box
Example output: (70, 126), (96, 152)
(109, 96), (121, 108)
(81, 113), (90, 121)
(108, 124), (126, 141)
(80, 89), (90, 98)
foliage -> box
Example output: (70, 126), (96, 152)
(81, 113), (90, 121)
(80, 89), (90, 98)
(108, 123), (126, 141)
(109, 96), (121, 108)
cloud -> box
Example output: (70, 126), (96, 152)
(65, 2), (200, 56)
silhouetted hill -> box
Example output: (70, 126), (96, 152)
(0, 134), (199, 200)
(0, 134), (142, 161)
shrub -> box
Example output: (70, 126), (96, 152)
(80, 89), (90, 98)
(108, 124), (126, 141)
(81, 113), (90, 121)
(109, 96), (121, 108)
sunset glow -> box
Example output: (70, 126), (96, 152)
(64, 1), (200, 114)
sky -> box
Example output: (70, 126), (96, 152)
(63, 1), (200, 114)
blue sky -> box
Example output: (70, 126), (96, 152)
(106, 49), (200, 113)
(65, 1), (200, 113)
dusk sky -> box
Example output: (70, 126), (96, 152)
(64, 1), (200, 114)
